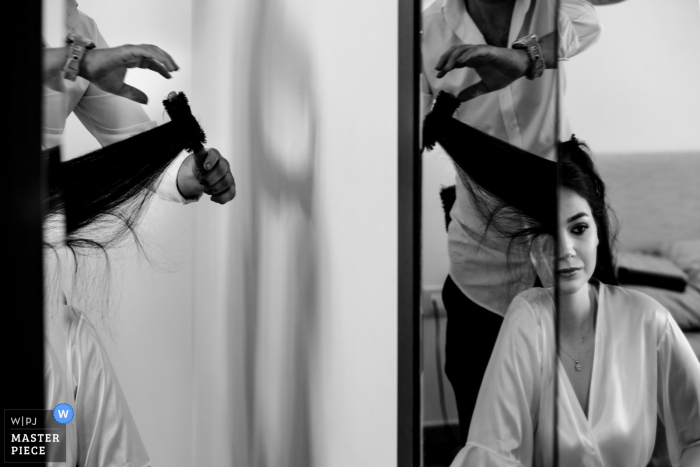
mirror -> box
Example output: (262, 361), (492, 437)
(420, 0), (561, 463)
(40, 0), (405, 466)
(42, 1), (197, 465)
(420, 0), (700, 466)
(565, 1), (700, 464)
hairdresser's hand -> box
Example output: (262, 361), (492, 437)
(79, 45), (179, 104)
(177, 148), (236, 204)
(435, 45), (530, 102)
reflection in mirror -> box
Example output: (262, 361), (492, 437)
(421, 0), (700, 465)
(42, 2), (71, 464)
(563, 1), (700, 465)
(37, 0), (402, 466)
(41, 1), (200, 465)
(419, 0), (601, 465)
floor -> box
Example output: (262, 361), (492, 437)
(423, 424), (462, 467)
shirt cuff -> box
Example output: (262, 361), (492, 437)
(156, 152), (202, 204)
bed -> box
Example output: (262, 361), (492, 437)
(595, 151), (700, 355)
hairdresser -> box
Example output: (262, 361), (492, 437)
(43, 0), (235, 205)
(421, 0), (601, 444)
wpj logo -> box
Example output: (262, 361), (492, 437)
(4, 407), (68, 463)
(53, 404), (74, 424)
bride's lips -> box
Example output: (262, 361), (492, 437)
(556, 267), (581, 279)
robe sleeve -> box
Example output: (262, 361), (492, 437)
(656, 311), (700, 466)
(450, 295), (543, 467)
(68, 310), (152, 467)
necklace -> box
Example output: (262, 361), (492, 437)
(559, 344), (587, 372)
(559, 285), (598, 372)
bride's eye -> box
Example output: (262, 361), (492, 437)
(571, 223), (589, 235)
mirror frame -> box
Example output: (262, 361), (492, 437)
(398, 0), (421, 465)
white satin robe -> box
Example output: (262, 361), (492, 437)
(451, 283), (700, 467)
(45, 305), (151, 467)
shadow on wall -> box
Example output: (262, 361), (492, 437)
(242, 1), (319, 466)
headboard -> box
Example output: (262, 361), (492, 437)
(594, 152), (700, 252)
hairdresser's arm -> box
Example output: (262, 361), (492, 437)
(43, 45), (179, 104)
(436, 0), (599, 102)
(80, 45), (178, 104)
(434, 33), (556, 102)
(176, 149), (237, 204)
(436, 33), (557, 79)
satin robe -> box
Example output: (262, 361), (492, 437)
(450, 283), (700, 466)
(45, 305), (151, 467)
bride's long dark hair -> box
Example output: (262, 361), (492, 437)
(423, 91), (618, 285)
(45, 92), (204, 253)
(43, 93), (206, 317)
(559, 138), (618, 285)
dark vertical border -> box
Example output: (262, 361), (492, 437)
(553, 2), (561, 466)
(398, 0), (421, 465)
(4, 0), (45, 413)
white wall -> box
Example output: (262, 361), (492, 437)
(565, 0), (700, 155)
(190, 0), (399, 465)
(60, 2), (195, 466)
(420, 1), (458, 424)
(421, 150), (458, 426)
(61, 1), (400, 465)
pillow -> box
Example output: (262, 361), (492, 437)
(624, 284), (700, 331)
(616, 250), (687, 291)
(659, 239), (700, 289)
(617, 250), (688, 278)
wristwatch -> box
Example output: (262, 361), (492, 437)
(512, 34), (545, 80)
(63, 33), (96, 81)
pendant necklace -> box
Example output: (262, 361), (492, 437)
(559, 285), (597, 372)
(559, 345), (585, 372)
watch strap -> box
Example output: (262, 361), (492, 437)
(63, 33), (96, 82)
(512, 34), (545, 80)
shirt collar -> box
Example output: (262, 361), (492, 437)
(441, 0), (532, 46)
(66, 0), (79, 30)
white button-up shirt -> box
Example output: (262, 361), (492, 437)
(43, 0), (192, 204)
(422, 0), (601, 315)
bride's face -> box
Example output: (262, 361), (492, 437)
(557, 188), (599, 296)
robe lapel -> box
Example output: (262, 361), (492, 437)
(554, 282), (606, 466)
(557, 359), (605, 467)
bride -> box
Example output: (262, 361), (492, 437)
(449, 139), (700, 466)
